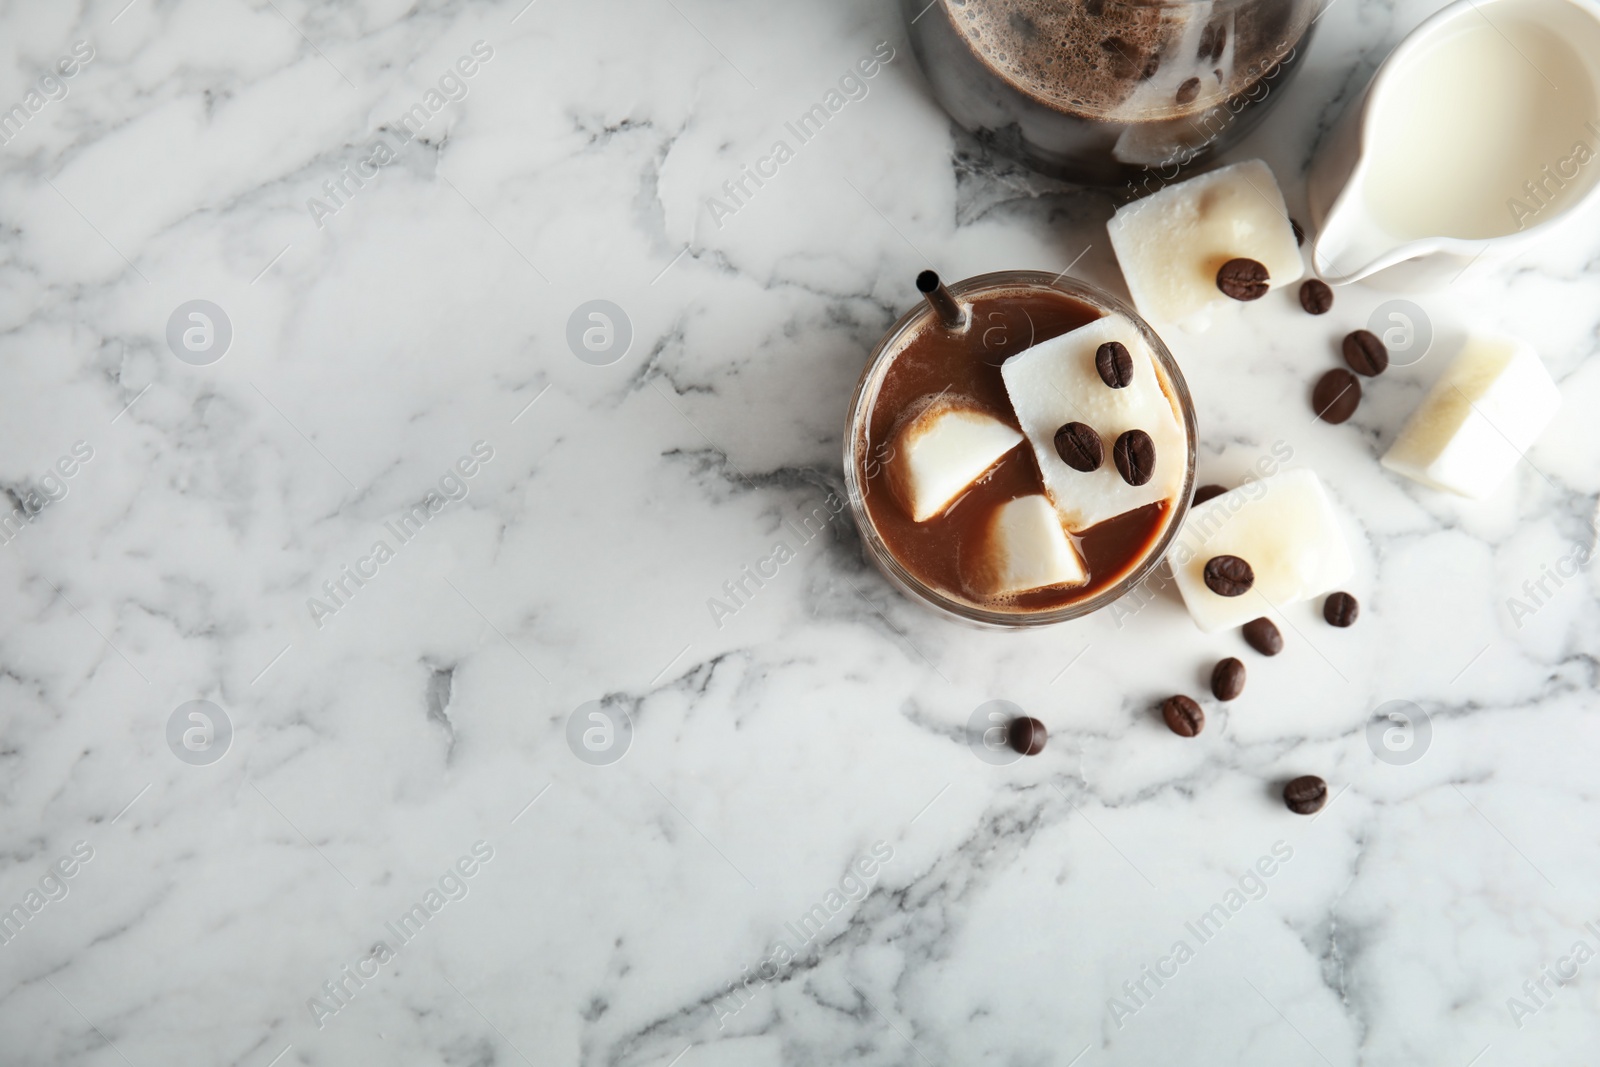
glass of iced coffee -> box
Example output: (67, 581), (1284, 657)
(903, 0), (1322, 188)
(844, 270), (1197, 627)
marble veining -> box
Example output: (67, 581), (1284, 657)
(2, 0), (1600, 1064)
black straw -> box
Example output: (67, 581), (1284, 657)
(916, 270), (966, 330)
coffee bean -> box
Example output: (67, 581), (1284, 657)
(1112, 429), (1156, 486)
(1203, 554), (1254, 597)
(1211, 657), (1246, 701)
(1299, 279), (1333, 315)
(1009, 716), (1048, 756)
(1216, 258), (1270, 301)
(1343, 329), (1389, 376)
(1312, 368), (1361, 424)
(1054, 421), (1104, 472)
(1176, 76), (1201, 105)
(1242, 617), (1283, 656)
(1198, 21), (1226, 62)
(1291, 218), (1305, 246)
(1162, 695), (1204, 737)
(1323, 591), (1359, 627)
(1284, 775), (1328, 815)
(1193, 483), (1227, 506)
(1095, 340), (1134, 389)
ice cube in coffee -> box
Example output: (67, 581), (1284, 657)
(845, 272), (1197, 624)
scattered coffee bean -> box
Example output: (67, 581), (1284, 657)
(1312, 368), (1361, 424)
(1176, 76), (1201, 105)
(1283, 775), (1328, 815)
(1242, 617), (1283, 656)
(1291, 217), (1305, 246)
(1054, 422), (1104, 472)
(1198, 21), (1226, 62)
(1203, 554), (1255, 597)
(1323, 591), (1359, 627)
(1113, 429), (1156, 486)
(1193, 483), (1227, 506)
(1299, 278), (1333, 315)
(1095, 340), (1135, 389)
(1216, 257), (1270, 301)
(1009, 716), (1048, 756)
(1162, 695), (1205, 737)
(1343, 329), (1389, 376)
(1211, 657), (1246, 701)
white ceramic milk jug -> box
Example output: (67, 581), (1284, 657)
(1308, 0), (1600, 288)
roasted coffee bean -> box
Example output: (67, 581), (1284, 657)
(1323, 591), (1359, 627)
(1193, 483), (1227, 506)
(1095, 340), (1134, 389)
(1112, 429), (1156, 486)
(1198, 21), (1227, 62)
(1284, 775), (1328, 815)
(1203, 554), (1255, 597)
(1009, 716), (1048, 756)
(1054, 421), (1104, 472)
(1312, 368), (1361, 424)
(1299, 278), (1333, 315)
(1162, 695), (1204, 737)
(1216, 257), (1270, 301)
(1343, 329), (1389, 376)
(1291, 217), (1305, 246)
(1211, 657), (1246, 701)
(1176, 76), (1201, 105)
(1242, 617), (1283, 656)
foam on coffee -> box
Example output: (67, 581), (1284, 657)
(944, 0), (1309, 121)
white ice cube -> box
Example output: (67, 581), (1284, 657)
(1172, 469), (1353, 633)
(965, 494), (1088, 598)
(885, 398), (1022, 522)
(1001, 314), (1186, 533)
(1381, 335), (1560, 498)
(1107, 158), (1304, 330)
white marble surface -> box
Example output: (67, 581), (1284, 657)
(3, 0), (1600, 1064)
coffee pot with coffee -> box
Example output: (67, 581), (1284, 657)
(901, 0), (1323, 189)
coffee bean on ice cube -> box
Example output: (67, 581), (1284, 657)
(1217, 258), (1270, 301)
(1095, 341), (1134, 389)
(1054, 422), (1104, 472)
(1203, 555), (1255, 597)
(1112, 429), (1156, 486)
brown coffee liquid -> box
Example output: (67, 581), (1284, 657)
(859, 288), (1172, 613)
(948, 0), (1310, 121)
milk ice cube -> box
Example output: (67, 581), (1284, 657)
(885, 397), (1022, 522)
(1001, 314), (1186, 533)
(1172, 469), (1353, 633)
(1107, 159), (1304, 330)
(965, 494), (1087, 598)
(1381, 335), (1560, 498)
